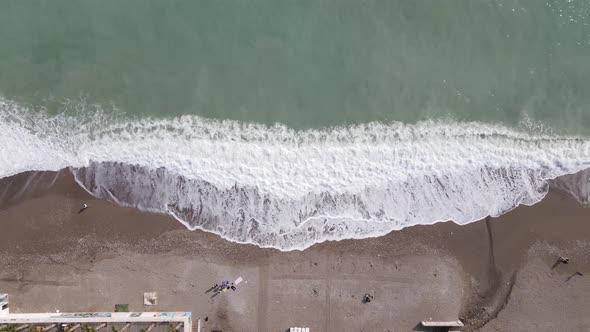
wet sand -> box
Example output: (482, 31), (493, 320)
(1, 171), (589, 331)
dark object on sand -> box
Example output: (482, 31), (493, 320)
(230, 283), (236, 291)
(204, 316), (208, 322)
(362, 293), (373, 303)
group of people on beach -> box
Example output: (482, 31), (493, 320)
(213, 280), (237, 293)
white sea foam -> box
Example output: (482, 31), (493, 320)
(1, 97), (590, 250)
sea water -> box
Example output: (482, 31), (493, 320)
(0, 1), (589, 249)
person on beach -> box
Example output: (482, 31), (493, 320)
(215, 281), (226, 293)
(230, 283), (236, 291)
(78, 203), (89, 214)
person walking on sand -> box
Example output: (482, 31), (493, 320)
(78, 203), (89, 214)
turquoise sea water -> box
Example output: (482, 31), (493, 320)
(1, 1), (590, 250)
(0, 0), (589, 131)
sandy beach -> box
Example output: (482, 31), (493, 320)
(1, 170), (589, 331)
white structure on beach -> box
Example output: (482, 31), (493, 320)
(0, 294), (192, 332)
(421, 319), (464, 331)
(0, 294), (8, 317)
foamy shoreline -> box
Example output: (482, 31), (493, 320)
(3, 101), (590, 249)
(1, 165), (588, 252)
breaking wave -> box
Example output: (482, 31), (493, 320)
(1, 98), (590, 250)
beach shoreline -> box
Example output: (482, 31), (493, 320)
(1, 171), (590, 331)
(2, 1), (590, 330)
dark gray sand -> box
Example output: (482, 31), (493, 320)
(1, 171), (589, 331)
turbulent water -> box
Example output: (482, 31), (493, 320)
(1, 99), (590, 250)
(1, 1), (590, 249)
